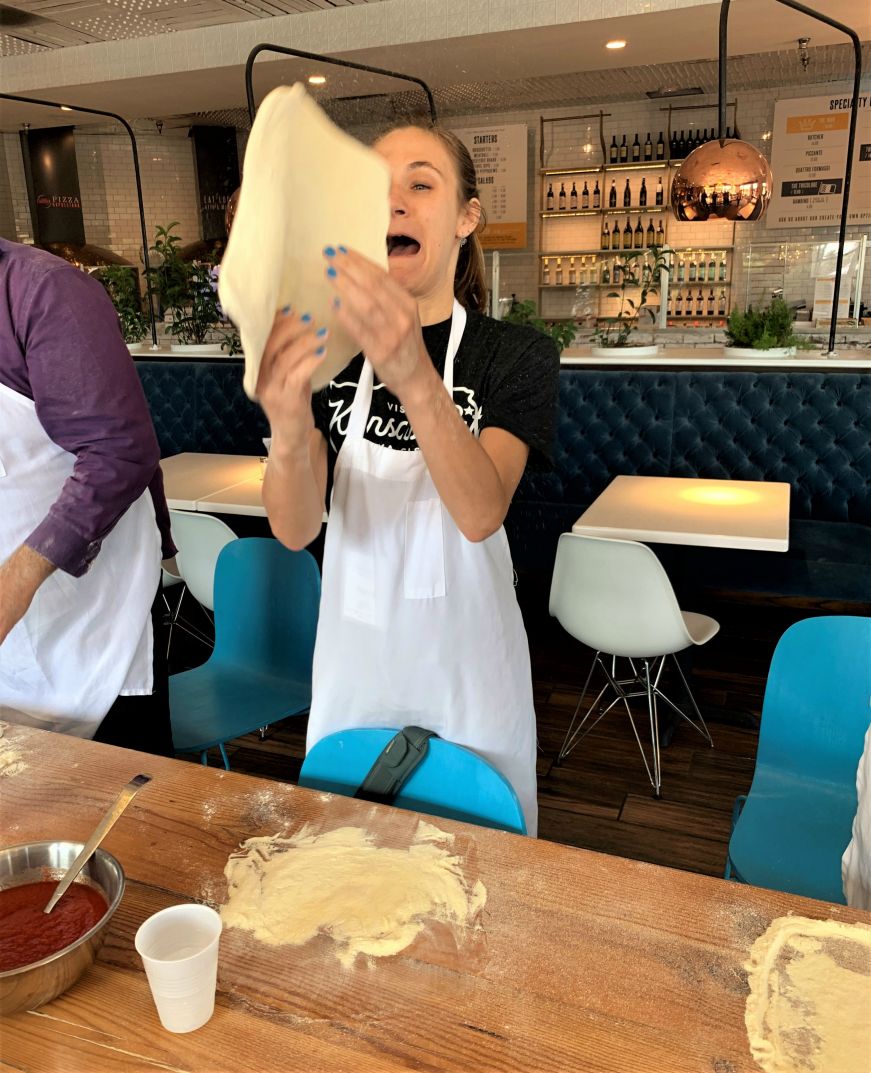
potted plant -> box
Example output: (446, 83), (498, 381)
(724, 298), (811, 357)
(97, 264), (149, 351)
(147, 223), (223, 353)
(590, 246), (670, 357)
(502, 297), (577, 353)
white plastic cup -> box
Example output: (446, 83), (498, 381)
(135, 904), (222, 1033)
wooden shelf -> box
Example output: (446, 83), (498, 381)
(541, 209), (601, 218)
(604, 160), (671, 171)
(540, 166), (604, 177)
(604, 205), (667, 215)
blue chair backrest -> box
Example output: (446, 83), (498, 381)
(756, 616), (871, 786)
(212, 538), (321, 683)
(299, 728), (527, 835)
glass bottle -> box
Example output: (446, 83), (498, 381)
(719, 252), (728, 281)
(609, 180), (618, 208)
(581, 181), (589, 210)
(644, 132), (653, 161)
(569, 256), (576, 285)
(542, 257), (550, 285)
(632, 133), (641, 162)
(634, 217), (644, 249)
(623, 217), (633, 250)
(593, 179), (601, 209)
(610, 135), (618, 164)
(707, 288), (715, 316)
(646, 219), (656, 247)
(656, 131), (665, 160)
(555, 257), (563, 285)
(623, 178), (632, 207)
(611, 223), (621, 251)
(570, 182), (578, 210)
(696, 289), (705, 316)
(601, 221), (610, 250)
(546, 183), (554, 211)
(558, 183), (566, 211)
(688, 255), (697, 283)
(708, 254), (716, 282)
(655, 177), (664, 206)
(677, 258), (686, 283)
(675, 289), (683, 316)
(639, 178), (648, 207)
(718, 289), (727, 315)
(619, 134), (628, 163)
(602, 261), (610, 285)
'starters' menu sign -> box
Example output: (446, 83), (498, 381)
(455, 125), (528, 249)
(767, 93), (870, 228)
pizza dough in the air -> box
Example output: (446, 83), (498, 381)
(218, 84), (391, 399)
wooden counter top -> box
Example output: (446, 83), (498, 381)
(2, 725), (868, 1072)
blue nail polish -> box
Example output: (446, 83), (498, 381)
(315, 345), (326, 356)
(326, 266), (337, 279)
(281, 304), (291, 315)
(323, 246), (336, 257)
(316, 327), (328, 337)
(301, 313), (312, 323)
(338, 245), (348, 254)
(332, 297), (341, 310)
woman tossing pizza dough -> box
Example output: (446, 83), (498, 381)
(257, 120), (559, 836)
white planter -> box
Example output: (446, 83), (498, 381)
(169, 343), (225, 355)
(590, 344), (661, 358)
(724, 346), (796, 358)
(127, 341), (163, 354)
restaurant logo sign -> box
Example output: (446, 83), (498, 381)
(190, 126), (240, 242)
(22, 126), (86, 246)
(36, 193), (82, 209)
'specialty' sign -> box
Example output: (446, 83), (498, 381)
(454, 125), (528, 249)
(767, 93), (870, 229)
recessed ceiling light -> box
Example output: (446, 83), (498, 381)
(606, 40), (627, 50)
(59, 105), (72, 111)
(308, 75), (327, 86)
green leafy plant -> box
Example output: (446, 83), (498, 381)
(591, 246), (671, 349)
(97, 264), (147, 344)
(725, 297), (810, 350)
(147, 223), (222, 346)
(502, 297), (576, 353)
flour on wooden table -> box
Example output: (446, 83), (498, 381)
(221, 821), (486, 968)
(744, 915), (871, 1073)
(0, 724), (26, 777)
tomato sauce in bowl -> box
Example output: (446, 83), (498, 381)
(0, 881), (108, 971)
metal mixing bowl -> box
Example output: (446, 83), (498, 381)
(0, 841), (125, 1016)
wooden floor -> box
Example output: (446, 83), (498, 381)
(171, 584), (828, 880)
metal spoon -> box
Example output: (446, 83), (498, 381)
(43, 773), (152, 914)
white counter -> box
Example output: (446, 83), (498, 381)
(561, 347), (871, 370)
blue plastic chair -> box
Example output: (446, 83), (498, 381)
(726, 616), (871, 904)
(299, 728), (527, 835)
(170, 538), (320, 768)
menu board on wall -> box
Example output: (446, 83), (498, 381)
(454, 125), (528, 249)
(767, 92), (870, 228)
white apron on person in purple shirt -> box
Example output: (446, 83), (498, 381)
(0, 381), (160, 736)
(306, 301), (539, 835)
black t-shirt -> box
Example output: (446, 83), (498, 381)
(312, 309), (560, 469)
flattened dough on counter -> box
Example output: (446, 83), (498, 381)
(218, 83), (390, 399)
(744, 914), (871, 1073)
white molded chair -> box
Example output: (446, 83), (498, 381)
(169, 510), (238, 614)
(549, 532), (719, 796)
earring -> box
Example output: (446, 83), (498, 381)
(460, 237), (467, 246)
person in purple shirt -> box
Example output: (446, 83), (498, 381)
(0, 238), (175, 755)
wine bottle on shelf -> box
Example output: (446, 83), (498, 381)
(675, 290), (683, 316)
(639, 178), (648, 207)
(656, 219), (665, 243)
(718, 290), (727, 315)
(593, 180), (601, 209)
(655, 177), (664, 206)
(646, 218), (656, 247)
(542, 257), (550, 285)
(570, 182), (578, 210)
(619, 134), (628, 163)
(644, 133), (653, 161)
(669, 130), (679, 159)
(546, 183), (554, 211)
(677, 131), (686, 158)
(707, 289), (715, 316)
(569, 257), (576, 285)
(623, 178), (632, 207)
(601, 221), (610, 250)
(667, 292), (673, 317)
(725, 126), (733, 140)
(613, 260), (621, 286)
(688, 255), (697, 283)
(702, 128), (709, 144)
(602, 261), (611, 285)
(677, 258), (686, 283)
(623, 217), (633, 250)
(581, 181), (589, 210)
(611, 224), (621, 251)
(696, 289), (705, 317)
(609, 179), (618, 207)
(610, 135), (619, 163)
(555, 257), (563, 285)
(708, 253), (716, 282)
(656, 131), (665, 160)
(559, 183), (566, 211)
(634, 217), (644, 249)
(719, 252), (728, 281)
(632, 133), (641, 162)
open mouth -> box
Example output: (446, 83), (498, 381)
(387, 234), (421, 258)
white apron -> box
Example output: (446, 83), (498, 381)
(306, 301), (538, 835)
(0, 380), (160, 737)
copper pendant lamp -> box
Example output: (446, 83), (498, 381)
(671, 0), (862, 353)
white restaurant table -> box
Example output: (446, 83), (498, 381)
(161, 452), (266, 516)
(572, 475), (791, 552)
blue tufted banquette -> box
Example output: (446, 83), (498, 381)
(136, 360), (871, 604)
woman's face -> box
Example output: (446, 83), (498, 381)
(374, 127), (479, 302)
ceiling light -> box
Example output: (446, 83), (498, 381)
(59, 105), (72, 111)
(605, 40), (626, 50)
(307, 74), (327, 86)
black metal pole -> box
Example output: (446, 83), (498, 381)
(717, 0), (863, 354)
(0, 92), (158, 348)
(244, 44), (437, 127)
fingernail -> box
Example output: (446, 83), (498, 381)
(323, 246), (336, 257)
(281, 304), (291, 315)
(326, 266), (338, 279)
(315, 345), (326, 356)
(338, 245), (348, 254)
(301, 313), (312, 323)
(316, 327), (328, 337)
